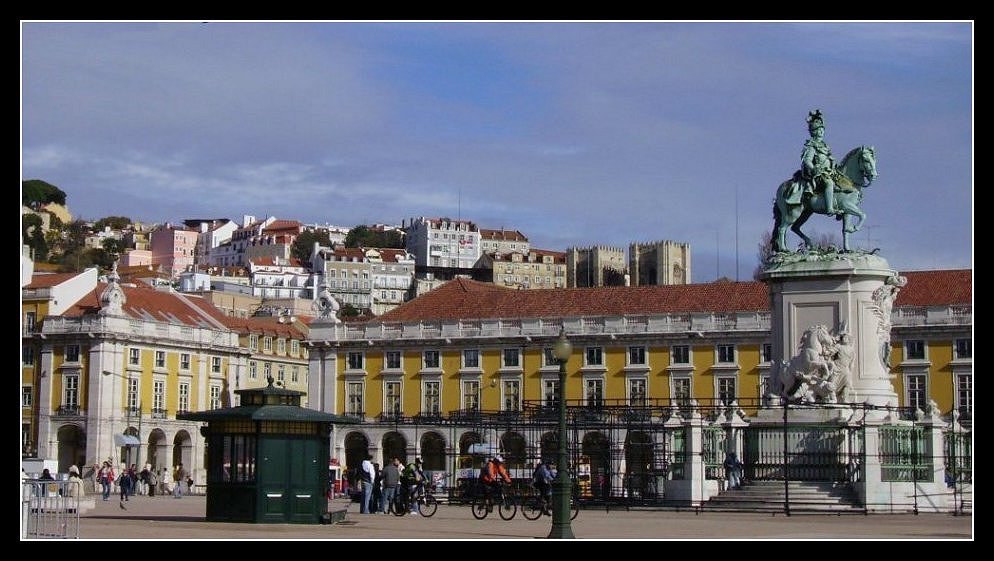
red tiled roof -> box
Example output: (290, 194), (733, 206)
(375, 269), (973, 323)
(250, 257), (305, 268)
(263, 220), (303, 232)
(375, 278), (770, 322)
(62, 284), (230, 329)
(895, 269), (972, 307)
(530, 248), (566, 260)
(378, 249), (411, 262)
(479, 229), (529, 242)
(221, 316), (307, 338)
(26, 272), (83, 289)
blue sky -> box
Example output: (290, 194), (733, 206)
(21, 22), (973, 282)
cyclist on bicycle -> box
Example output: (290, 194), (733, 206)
(532, 460), (554, 514)
(401, 457), (426, 515)
(481, 455), (511, 509)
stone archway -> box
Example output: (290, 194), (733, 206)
(56, 424), (86, 473)
(420, 432), (446, 471)
(625, 431), (654, 499)
(500, 431), (526, 469)
(173, 430), (193, 471)
(381, 431), (407, 465)
(459, 431), (482, 469)
(540, 431), (559, 465)
(582, 432), (612, 499)
(344, 431), (370, 487)
(146, 429), (167, 472)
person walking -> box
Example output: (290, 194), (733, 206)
(359, 455), (375, 514)
(173, 463), (189, 498)
(380, 458), (401, 514)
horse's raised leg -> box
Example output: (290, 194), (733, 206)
(791, 209), (814, 249)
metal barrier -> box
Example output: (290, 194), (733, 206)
(21, 480), (81, 539)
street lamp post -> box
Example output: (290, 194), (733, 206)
(548, 329), (575, 539)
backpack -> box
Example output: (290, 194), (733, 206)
(533, 465), (544, 485)
(479, 461), (492, 483)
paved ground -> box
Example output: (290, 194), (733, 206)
(60, 495), (973, 540)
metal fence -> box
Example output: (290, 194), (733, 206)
(21, 480), (81, 539)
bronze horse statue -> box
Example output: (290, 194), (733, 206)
(772, 145), (877, 253)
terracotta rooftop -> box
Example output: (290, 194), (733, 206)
(62, 283), (230, 329)
(480, 229), (529, 242)
(263, 220), (304, 232)
(221, 316), (307, 338)
(26, 272), (84, 289)
(375, 278), (770, 322)
(375, 269), (972, 323)
(895, 269), (972, 307)
(250, 257), (305, 268)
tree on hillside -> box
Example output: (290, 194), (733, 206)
(291, 230), (332, 262)
(344, 225), (404, 249)
(22, 214), (49, 261)
(93, 216), (132, 231)
(753, 229), (841, 279)
(339, 303), (360, 318)
(22, 179), (67, 209)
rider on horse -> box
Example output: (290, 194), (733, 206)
(801, 110), (841, 216)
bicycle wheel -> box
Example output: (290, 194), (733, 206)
(471, 497), (489, 520)
(521, 497), (544, 520)
(392, 495), (408, 516)
(570, 498), (579, 520)
(419, 494), (438, 517)
(498, 495), (517, 520)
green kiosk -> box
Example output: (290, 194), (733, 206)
(178, 378), (355, 524)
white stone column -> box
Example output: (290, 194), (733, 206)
(307, 319), (340, 414)
(35, 347), (55, 461)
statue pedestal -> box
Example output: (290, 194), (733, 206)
(760, 254), (900, 407)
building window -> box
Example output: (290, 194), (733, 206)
(24, 311), (36, 334)
(291, 366), (299, 383)
(347, 382), (364, 416)
(210, 386), (221, 410)
(542, 348), (559, 367)
(178, 383), (190, 413)
(955, 339), (972, 359)
(277, 364), (285, 382)
(628, 346), (646, 366)
(249, 361), (258, 379)
(22, 386), (32, 407)
(718, 377), (736, 405)
(585, 347), (603, 366)
(463, 381), (480, 411)
(761, 343), (773, 363)
(502, 348), (521, 368)
(629, 378), (647, 406)
(673, 378), (691, 404)
(264, 362), (272, 379)
(66, 344), (81, 363)
(760, 376), (773, 406)
(586, 379), (604, 407)
(544, 379), (559, 408)
(957, 375), (972, 416)
(154, 350), (165, 368)
(211, 356), (222, 373)
(127, 378), (139, 410)
(249, 334), (259, 351)
(23, 345), (34, 366)
(386, 381), (401, 415)
(672, 345), (690, 365)
(290, 340), (300, 357)
(906, 374), (927, 411)
(64, 374), (79, 408)
(347, 352), (364, 370)
(424, 381), (440, 415)
(180, 353), (191, 371)
(717, 345), (736, 364)
(459, 349), (478, 369)
(263, 337), (273, 352)
(423, 350), (440, 369)
(385, 351), (402, 370)
(129, 348), (140, 366)
(905, 340), (926, 360)
(503, 380), (520, 412)
(153, 380), (165, 411)
(277, 338), (286, 355)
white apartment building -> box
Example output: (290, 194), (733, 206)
(404, 217), (481, 269)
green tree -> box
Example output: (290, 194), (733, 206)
(101, 237), (127, 257)
(291, 230), (332, 262)
(93, 216), (132, 231)
(22, 179), (67, 209)
(340, 303), (360, 318)
(344, 225), (405, 248)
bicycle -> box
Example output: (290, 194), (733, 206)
(471, 482), (516, 520)
(390, 483), (438, 517)
(521, 490), (579, 521)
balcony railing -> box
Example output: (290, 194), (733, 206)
(55, 405), (81, 416)
(151, 408), (168, 419)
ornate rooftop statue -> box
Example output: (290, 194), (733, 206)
(772, 110), (878, 254)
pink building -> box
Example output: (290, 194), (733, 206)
(121, 249), (154, 267)
(150, 225), (199, 278)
